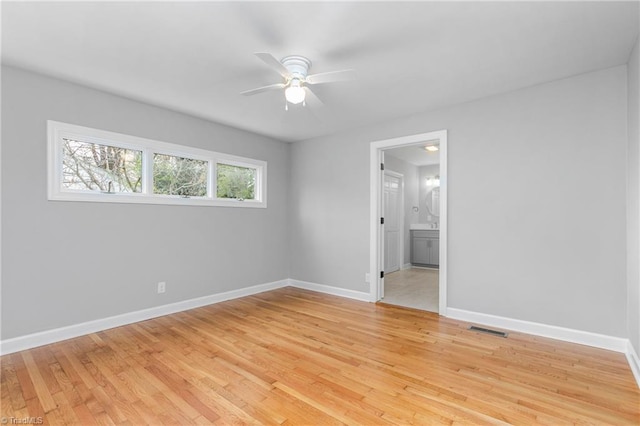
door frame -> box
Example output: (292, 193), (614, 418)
(369, 130), (448, 315)
(383, 169), (404, 277)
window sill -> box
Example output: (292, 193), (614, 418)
(48, 192), (267, 208)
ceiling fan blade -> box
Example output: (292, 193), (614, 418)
(304, 86), (324, 107)
(241, 83), (285, 96)
(306, 69), (356, 85)
(255, 52), (290, 78)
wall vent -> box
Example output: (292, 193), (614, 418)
(469, 326), (508, 338)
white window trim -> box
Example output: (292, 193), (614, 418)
(47, 120), (267, 208)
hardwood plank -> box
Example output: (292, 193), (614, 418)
(56, 344), (99, 390)
(20, 351), (58, 413)
(144, 363), (217, 421)
(49, 361), (84, 408)
(9, 353), (38, 403)
(71, 402), (100, 425)
(23, 396), (46, 423)
(2, 357), (26, 412)
(49, 391), (81, 425)
(1, 287), (638, 425)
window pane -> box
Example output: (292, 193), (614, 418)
(62, 139), (142, 193)
(153, 154), (208, 197)
(216, 163), (256, 200)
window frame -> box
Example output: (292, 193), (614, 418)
(215, 159), (262, 201)
(59, 136), (145, 196)
(48, 121), (267, 208)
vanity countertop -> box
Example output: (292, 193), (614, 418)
(410, 224), (439, 231)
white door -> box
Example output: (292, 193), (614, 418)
(384, 172), (402, 273)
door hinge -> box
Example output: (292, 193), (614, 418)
(380, 271), (385, 279)
(380, 217), (384, 225)
(380, 162), (385, 171)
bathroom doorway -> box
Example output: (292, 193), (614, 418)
(369, 130), (448, 315)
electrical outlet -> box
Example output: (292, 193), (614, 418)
(365, 273), (370, 283)
(157, 281), (166, 294)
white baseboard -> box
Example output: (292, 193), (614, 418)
(410, 265), (439, 271)
(288, 279), (370, 302)
(0, 280), (288, 355)
(447, 308), (639, 388)
(3, 280), (639, 389)
(401, 263), (412, 270)
(446, 307), (629, 353)
(626, 341), (640, 388)
(0, 279), (368, 355)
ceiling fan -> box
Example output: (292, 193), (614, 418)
(241, 52), (356, 109)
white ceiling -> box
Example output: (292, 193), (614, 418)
(2, 2), (638, 143)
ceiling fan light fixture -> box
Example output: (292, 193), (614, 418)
(243, 52), (355, 108)
(285, 80), (306, 104)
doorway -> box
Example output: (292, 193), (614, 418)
(369, 130), (448, 315)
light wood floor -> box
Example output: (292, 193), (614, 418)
(1, 287), (638, 425)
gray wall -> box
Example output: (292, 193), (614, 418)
(627, 37), (640, 353)
(2, 60), (635, 344)
(1, 66), (290, 339)
(290, 65), (629, 337)
(382, 154), (418, 266)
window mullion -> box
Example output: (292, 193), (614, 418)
(142, 148), (154, 195)
(210, 160), (217, 199)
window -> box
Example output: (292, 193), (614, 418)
(216, 162), (257, 200)
(48, 121), (267, 208)
(62, 139), (142, 193)
(153, 154), (208, 197)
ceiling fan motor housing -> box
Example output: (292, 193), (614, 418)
(281, 55), (311, 80)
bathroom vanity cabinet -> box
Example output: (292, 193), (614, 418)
(411, 230), (439, 267)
